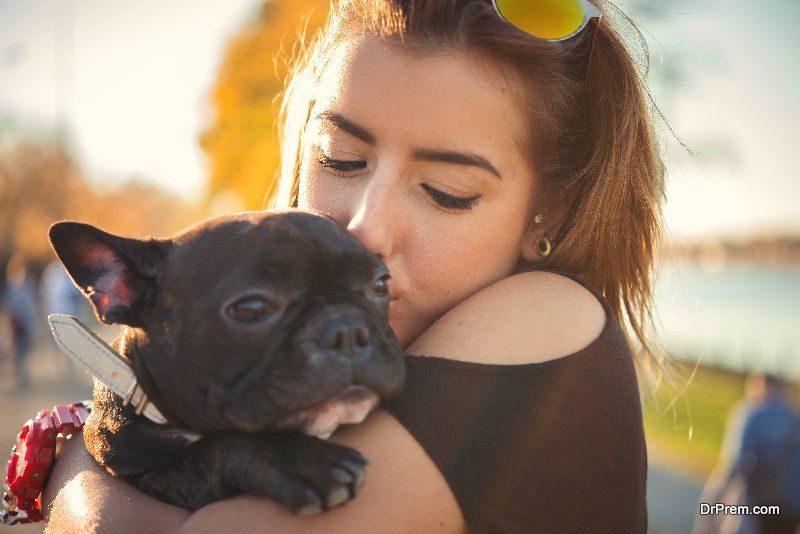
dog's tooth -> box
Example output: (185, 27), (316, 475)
(311, 414), (342, 439)
(347, 410), (369, 424)
(304, 419), (337, 439)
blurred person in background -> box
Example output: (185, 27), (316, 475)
(41, 259), (83, 318)
(40, 259), (85, 377)
(1, 254), (38, 390)
(694, 372), (800, 534)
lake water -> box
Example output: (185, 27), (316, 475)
(654, 261), (800, 377)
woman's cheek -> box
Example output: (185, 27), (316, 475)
(412, 233), (476, 311)
(429, 223), (518, 300)
(300, 173), (349, 223)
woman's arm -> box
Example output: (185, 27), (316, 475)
(178, 410), (465, 533)
(44, 410), (465, 534)
(44, 271), (602, 533)
(43, 430), (190, 533)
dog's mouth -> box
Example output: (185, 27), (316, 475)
(273, 385), (380, 439)
(220, 385), (380, 438)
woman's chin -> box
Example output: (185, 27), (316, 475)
(388, 298), (441, 350)
(390, 318), (429, 352)
(388, 307), (411, 350)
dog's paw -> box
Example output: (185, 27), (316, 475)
(208, 431), (367, 515)
(134, 431), (368, 513)
(269, 433), (368, 514)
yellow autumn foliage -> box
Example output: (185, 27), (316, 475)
(201, 0), (329, 210)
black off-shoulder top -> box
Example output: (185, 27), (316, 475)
(382, 274), (648, 534)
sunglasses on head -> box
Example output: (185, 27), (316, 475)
(493, 0), (602, 41)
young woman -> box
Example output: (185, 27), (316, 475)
(42, 0), (663, 531)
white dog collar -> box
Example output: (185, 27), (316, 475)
(48, 314), (168, 426)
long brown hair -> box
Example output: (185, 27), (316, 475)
(275, 0), (666, 381)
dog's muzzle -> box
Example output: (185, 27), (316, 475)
(273, 385), (380, 439)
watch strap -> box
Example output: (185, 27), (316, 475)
(2, 402), (91, 525)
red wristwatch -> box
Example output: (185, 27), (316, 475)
(2, 402), (91, 525)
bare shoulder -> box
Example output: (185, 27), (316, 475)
(408, 271), (607, 364)
(179, 410), (467, 534)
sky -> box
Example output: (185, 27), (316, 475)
(0, 0), (798, 241)
(636, 0), (800, 240)
(0, 0), (256, 196)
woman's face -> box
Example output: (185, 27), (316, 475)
(298, 39), (539, 349)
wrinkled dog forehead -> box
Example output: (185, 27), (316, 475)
(162, 212), (384, 296)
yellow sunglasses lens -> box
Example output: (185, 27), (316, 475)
(494, 0), (588, 40)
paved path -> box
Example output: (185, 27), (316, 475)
(649, 461), (706, 533)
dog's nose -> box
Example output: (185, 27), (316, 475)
(320, 317), (370, 358)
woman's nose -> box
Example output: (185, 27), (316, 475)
(346, 177), (397, 260)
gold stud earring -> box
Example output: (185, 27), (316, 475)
(536, 235), (552, 257)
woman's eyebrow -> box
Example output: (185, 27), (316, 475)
(315, 111), (502, 180)
(411, 148), (502, 180)
(316, 112), (376, 145)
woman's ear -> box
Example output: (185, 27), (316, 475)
(519, 186), (579, 262)
(519, 222), (544, 263)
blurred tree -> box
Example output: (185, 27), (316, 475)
(201, 0), (329, 210)
(0, 138), (201, 276)
(0, 141), (86, 266)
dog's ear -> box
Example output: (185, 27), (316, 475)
(48, 222), (170, 326)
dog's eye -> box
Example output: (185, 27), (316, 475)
(226, 296), (274, 324)
(370, 275), (390, 298)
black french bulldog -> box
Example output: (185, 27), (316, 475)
(48, 209), (405, 514)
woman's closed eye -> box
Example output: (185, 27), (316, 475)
(317, 153), (367, 174)
(420, 183), (480, 211)
(315, 149), (481, 211)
